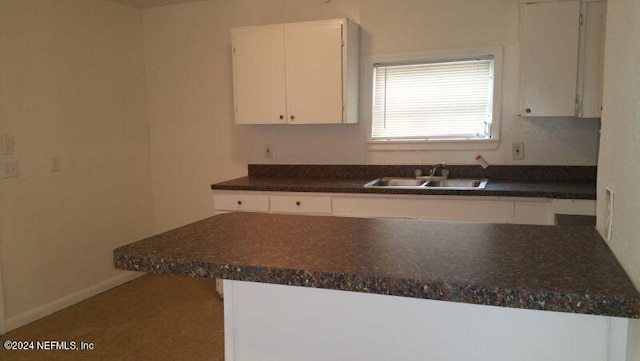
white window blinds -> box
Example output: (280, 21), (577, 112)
(372, 57), (494, 140)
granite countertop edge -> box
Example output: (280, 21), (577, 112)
(113, 254), (640, 319)
(210, 177), (597, 200)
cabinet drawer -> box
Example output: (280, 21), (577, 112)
(270, 195), (331, 215)
(214, 193), (269, 212)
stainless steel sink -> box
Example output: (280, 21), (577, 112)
(364, 177), (427, 187)
(424, 179), (488, 189)
(364, 177), (488, 190)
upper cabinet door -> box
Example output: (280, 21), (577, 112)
(520, 1), (581, 117)
(232, 27), (287, 124)
(285, 23), (344, 124)
(578, 1), (604, 118)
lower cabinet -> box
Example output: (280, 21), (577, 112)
(213, 191), (596, 225)
(332, 195), (516, 223)
(213, 191), (331, 215)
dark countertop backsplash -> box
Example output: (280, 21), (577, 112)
(247, 164), (596, 182)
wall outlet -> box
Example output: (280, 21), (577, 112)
(512, 142), (525, 160)
(264, 144), (273, 159)
(2, 160), (18, 178)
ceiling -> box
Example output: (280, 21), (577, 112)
(110, 0), (207, 9)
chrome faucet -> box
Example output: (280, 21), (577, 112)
(429, 162), (447, 177)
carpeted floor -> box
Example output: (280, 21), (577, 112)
(0, 274), (224, 360)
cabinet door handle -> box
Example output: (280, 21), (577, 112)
(237, 200), (242, 205)
(525, 108), (531, 114)
(290, 115), (295, 121)
(279, 115), (284, 120)
(295, 201), (301, 206)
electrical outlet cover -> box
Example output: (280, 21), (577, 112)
(512, 142), (525, 160)
(264, 144), (273, 159)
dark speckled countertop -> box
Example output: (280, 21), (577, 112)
(114, 212), (640, 318)
(210, 165), (597, 199)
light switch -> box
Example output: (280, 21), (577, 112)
(1, 160), (18, 178)
(1, 135), (14, 155)
(51, 156), (61, 172)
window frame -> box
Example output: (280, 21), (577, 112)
(365, 46), (503, 151)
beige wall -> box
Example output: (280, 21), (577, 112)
(143, 1), (254, 231)
(0, 0), (155, 331)
(597, 0), (640, 358)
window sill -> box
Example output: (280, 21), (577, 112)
(367, 139), (500, 151)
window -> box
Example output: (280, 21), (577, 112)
(368, 47), (502, 150)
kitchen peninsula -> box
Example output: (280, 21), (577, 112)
(114, 212), (640, 361)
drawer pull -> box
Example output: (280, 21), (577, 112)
(296, 201), (301, 206)
(237, 200), (242, 205)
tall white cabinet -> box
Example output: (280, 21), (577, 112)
(519, 0), (604, 118)
(231, 18), (359, 125)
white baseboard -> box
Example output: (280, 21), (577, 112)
(4, 271), (145, 333)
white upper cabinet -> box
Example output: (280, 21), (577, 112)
(519, 0), (604, 118)
(231, 19), (359, 125)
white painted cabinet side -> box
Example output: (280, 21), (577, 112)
(225, 280), (619, 361)
(579, 1), (605, 118)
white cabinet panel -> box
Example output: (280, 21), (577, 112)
(553, 198), (596, 215)
(213, 192), (269, 212)
(332, 196), (514, 223)
(520, 0), (604, 118)
(578, 1), (604, 118)
(270, 194), (331, 215)
(513, 199), (555, 225)
(520, 1), (581, 117)
(225, 280), (622, 361)
(232, 27), (286, 124)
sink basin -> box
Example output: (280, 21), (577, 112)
(364, 178), (426, 187)
(364, 177), (488, 190)
(424, 179), (488, 189)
